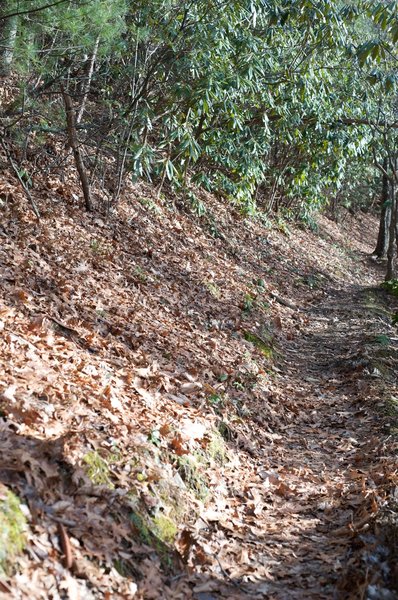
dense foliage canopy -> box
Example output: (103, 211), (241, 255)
(1, 0), (398, 249)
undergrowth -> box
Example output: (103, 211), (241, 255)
(0, 489), (27, 574)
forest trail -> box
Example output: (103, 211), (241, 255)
(186, 266), (398, 600)
(253, 282), (389, 599)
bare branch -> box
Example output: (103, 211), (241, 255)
(0, 0), (84, 21)
(0, 136), (40, 219)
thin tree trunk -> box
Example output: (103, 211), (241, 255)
(386, 178), (396, 280)
(112, 36), (140, 204)
(77, 36), (100, 125)
(0, 16), (18, 76)
(61, 85), (92, 211)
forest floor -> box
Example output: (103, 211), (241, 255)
(1, 169), (398, 599)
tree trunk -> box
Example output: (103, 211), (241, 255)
(374, 163), (390, 258)
(61, 86), (93, 212)
(385, 177), (396, 281)
(77, 36), (100, 124)
(0, 16), (18, 77)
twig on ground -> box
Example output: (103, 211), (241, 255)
(269, 291), (300, 311)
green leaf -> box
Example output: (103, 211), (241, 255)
(165, 159), (175, 181)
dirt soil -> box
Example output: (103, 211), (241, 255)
(1, 173), (398, 600)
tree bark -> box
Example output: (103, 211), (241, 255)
(374, 162), (390, 258)
(386, 177), (396, 281)
(0, 16), (17, 77)
(61, 86), (92, 211)
(77, 36), (100, 124)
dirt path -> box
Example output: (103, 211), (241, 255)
(188, 265), (397, 600)
(263, 285), (382, 598)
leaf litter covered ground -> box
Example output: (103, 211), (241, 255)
(1, 171), (398, 599)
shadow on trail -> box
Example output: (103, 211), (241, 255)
(0, 421), (385, 600)
(274, 281), (398, 600)
(0, 424), (356, 599)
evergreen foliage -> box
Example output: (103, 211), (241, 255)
(1, 0), (398, 226)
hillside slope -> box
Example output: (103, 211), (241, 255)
(0, 176), (398, 599)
